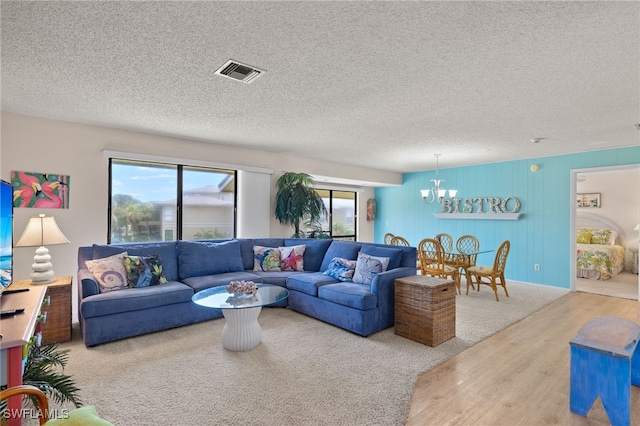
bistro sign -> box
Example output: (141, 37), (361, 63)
(440, 196), (522, 214)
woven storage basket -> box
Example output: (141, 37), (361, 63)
(394, 275), (456, 347)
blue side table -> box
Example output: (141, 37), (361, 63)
(570, 316), (640, 426)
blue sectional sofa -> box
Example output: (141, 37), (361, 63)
(77, 238), (416, 346)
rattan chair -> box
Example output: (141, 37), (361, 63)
(451, 234), (480, 288)
(0, 385), (49, 425)
(418, 238), (461, 294)
(435, 233), (454, 265)
(390, 236), (410, 247)
(466, 240), (511, 301)
(383, 233), (395, 245)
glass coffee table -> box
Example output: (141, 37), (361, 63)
(192, 284), (289, 352)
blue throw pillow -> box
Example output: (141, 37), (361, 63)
(323, 257), (357, 282)
(178, 240), (244, 280)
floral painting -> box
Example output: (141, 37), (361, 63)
(11, 171), (70, 209)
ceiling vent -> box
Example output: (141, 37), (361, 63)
(215, 60), (265, 84)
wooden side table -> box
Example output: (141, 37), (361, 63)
(394, 275), (456, 347)
(11, 276), (72, 344)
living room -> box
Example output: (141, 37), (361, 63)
(2, 1), (640, 425)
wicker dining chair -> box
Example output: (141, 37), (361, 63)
(466, 240), (511, 301)
(418, 238), (461, 294)
(435, 233), (454, 264)
(452, 234), (480, 287)
(390, 236), (410, 247)
(383, 233), (395, 245)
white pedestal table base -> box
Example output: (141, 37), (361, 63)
(220, 306), (263, 351)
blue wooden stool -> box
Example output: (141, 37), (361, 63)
(570, 316), (640, 426)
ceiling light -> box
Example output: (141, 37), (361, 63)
(420, 154), (457, 204)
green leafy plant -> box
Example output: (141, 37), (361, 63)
(20, 343), (82, 409)
(275, 172), (327, 238)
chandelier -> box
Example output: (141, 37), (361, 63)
(420, 154), (457, 204)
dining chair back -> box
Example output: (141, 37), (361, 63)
(418, 238), (461, 294)
(383, 233), (395, 245)
(435, 233), (453, 254)
(466, 240), (511, 301)
(390, 236), (410, 247)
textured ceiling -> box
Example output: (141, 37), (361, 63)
(1, 1), (639, 173)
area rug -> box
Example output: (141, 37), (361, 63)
(50, 282), (568, 426)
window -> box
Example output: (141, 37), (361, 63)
(311, 189), (357, 240)
(109, 159), (236, 243)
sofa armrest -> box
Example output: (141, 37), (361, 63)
(370, 266), (416, 295)
(78, 269), (99, 299)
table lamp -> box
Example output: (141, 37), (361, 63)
(15, 213), (70, 284)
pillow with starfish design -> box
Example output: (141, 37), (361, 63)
(279, 245), (306, 271)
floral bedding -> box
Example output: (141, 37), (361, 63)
(576, 243), (625, 280)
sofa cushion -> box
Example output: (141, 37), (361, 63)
(178, 240), (244, 280)
(182, 271), (263, 293)
(251, 270), (303, 287)
(253, 245), (282, 271)
(279, 244), (305, 271)
(123, 254), (167, 288)
(320, 240), (362, 271)
(352, 252), (389, 285)
(239, 239), (285, 270)
(84, 252), (129, 293)
(360, 244), (403, 270)
(318, 282), (377, 310)
(287, 272), (339, 296)
(80, 281), (194, 319)
(93, 242), (179, 281)
(284, 238), (332, 272)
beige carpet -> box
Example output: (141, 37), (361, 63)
(576, 271), (638, 300)
(45, 282), (568, 426)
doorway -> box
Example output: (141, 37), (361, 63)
(570, 165), (640, 301)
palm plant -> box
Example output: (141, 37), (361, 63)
(275, 172), (327, 238)
(20, 343), (82, 409)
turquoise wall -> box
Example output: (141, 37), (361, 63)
(374, 146), (640, 288)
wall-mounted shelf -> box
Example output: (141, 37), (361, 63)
(433, 213), (522, 220)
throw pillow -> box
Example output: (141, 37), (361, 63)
(123, 254), (167, 288)
(576, 229), (592, 244)
(279, 244), (306, 271)
(44, 405), (114, 426)
(253, 246), (282, 271)
(85, 252), (129, 293)
(322, 257), (357, 282)
(353, 252), (390, 285)
(590, 229), (611, 245)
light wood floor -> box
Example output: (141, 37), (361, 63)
(407, 291), (640, 425)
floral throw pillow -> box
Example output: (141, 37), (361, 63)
(85, 252), (128, 293)
(123, 254), (167, 288)
(590, 229), (612, 245)
(253, 246), (282, 271)
(323, 257), (357, 282)
(352, 252), (390, 285)
(279, 245), (306, 271)
(576, 229), (592, 244)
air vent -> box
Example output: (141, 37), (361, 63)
(215, 60), (265, 84)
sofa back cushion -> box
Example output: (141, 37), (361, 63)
(92, 242), (179, 281)
(178, 240), (244, 280)
(320, 240), (362, 271)
(284, 238), (332, 272)
(238, 238), (285, 270)
(360, 244), (403, 270)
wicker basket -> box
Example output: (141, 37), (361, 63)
(394, 275), (456, 347)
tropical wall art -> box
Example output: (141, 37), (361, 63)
(11, 170), (70, 209)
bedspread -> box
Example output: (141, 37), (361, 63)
(576, 243), (625, 280)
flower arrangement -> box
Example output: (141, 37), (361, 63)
(226, 280), (258, 296)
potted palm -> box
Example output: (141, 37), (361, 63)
(275, 172), (327, 238)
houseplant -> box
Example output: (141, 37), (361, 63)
(275, 172), (327, 238)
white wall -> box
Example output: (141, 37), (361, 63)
(1, 112), (399, 321)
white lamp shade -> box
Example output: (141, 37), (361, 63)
(15, 214), (70, 247)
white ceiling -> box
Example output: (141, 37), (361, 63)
(1, 1), (639, 173)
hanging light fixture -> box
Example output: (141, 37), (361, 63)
(420, 154), (457, 204)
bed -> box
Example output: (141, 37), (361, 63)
(576, 213), (626, 281)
